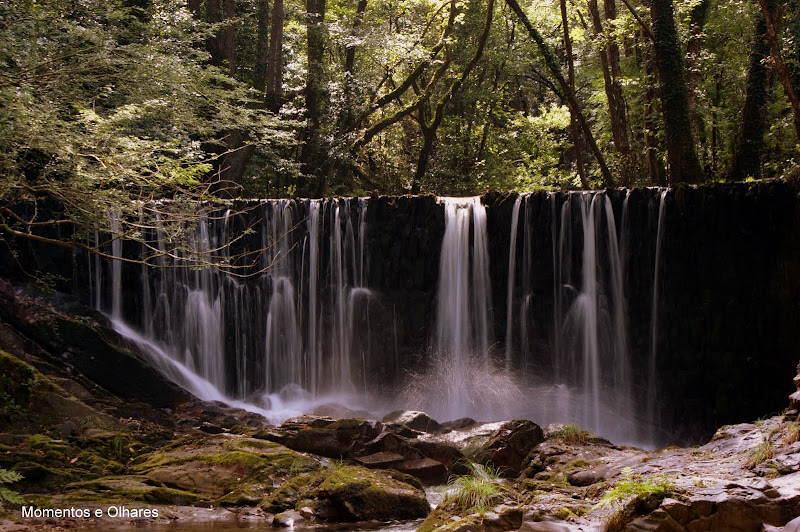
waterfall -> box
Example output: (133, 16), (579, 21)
(647, 189), (668, 443)
(92, 198), (376, 420)
(434, 197), (493, 366)
(85, 191), (678, 444)
(505, 196), (523, 371)
(403, 196), (510, 422)
(549, 192), (634, 440)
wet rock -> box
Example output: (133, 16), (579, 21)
(408, 438), (467, 470)
(566, 468), (604, 486)
(383, 410), (443, 433)
(473, 420), (544, 477)
(442, 418), (478, 431)
(396, 457), (448, 485)
(263, 417), (383, 458)
(518, 520), (572, 532)
(355, 451), (405, 469)
(274, 509), (307, 527)
(0, 281), (186, 408)
(481, 507), (523, 532)
(311, 403), (373, 419)
(198, 422), (225, 434)
(362, 428), (424, 460)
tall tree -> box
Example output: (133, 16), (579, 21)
(411, 0), (495, 192)
(505, 0), (616, 188)
(266, 0), (285, 112)
(686, 0), (710, 161)
(587, 0), (634, 183)
(254, 0), (271, 92)
(648, 0), (704, 184)
(207, 0), (237, 75)
(302, 0), (328, 195)
(561, 0), (589, 188)
(757, 0), (800, 143)
(728, 6), (771, 180)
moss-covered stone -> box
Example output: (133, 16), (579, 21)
(63, 476), (202, 505)
(264, 465), (430, 521)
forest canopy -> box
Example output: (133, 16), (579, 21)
(1, 0), (799, 210)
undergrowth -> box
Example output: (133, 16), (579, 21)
(594, 467), (672, 509)
(549, 424), (590, 445)
(0, 469), (24, 508)
(745, 438), (775, 469)
(442, 462), (505, 515)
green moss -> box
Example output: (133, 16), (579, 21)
(418, 508), (481, 532)
(318, 466), (429, 520)
(552, 506), (577, 520)
(215, 488), (264, 507)
(262, 472), (325, 512)
(198, 450), (269, 468)
(227, 438), (281, 452)
(64, 476), (202, 505)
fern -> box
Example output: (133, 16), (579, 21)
(0, 468), (24, 507)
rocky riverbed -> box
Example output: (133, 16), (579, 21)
(1, 280), (800, 531)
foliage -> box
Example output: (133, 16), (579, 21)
(548, 424), (591, 445)
(0, 469), (24, 508)
(0, 0), (296, 268)
(594, 467), (672, 509)
(745, 438), (775, 469)
(784, 422), (800, 446)
(1, 0), (799, 212)
(442, 462), (505, 514)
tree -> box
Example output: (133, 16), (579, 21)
(729, 6), (771, 180)
(648, 0), (704, 184)
(505, 0), (616, 188)
(757, 0), (800, 143)
(0, 0), (294, 268)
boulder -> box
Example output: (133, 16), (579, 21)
(311, 403), (374, 420)
(265, 465), (430, 521)
(362, 429), (424, 460)
(382, 410), (443, 433)
(262, 417), (383, 458)
(473, 420), (545, 477)
(395, 457), (448, 485)
(355, 452), (405, 469)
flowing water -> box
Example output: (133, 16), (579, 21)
(91, 192), (668, 446)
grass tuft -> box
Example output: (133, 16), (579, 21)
(745, 439), (774, 469)
(549, 424), (590, 445)
(442, 463), (504, 515)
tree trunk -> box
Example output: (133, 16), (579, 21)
(686, 0), (709, 165)
(254, 0), (270, 92)
(648, 0), (703, 184)
(302, 0), (328, 196)
(603, 0), (636, 184)
(266, 0), (285, 112)
(757, 0), (800, 144)
(506, 0), (615, 188)
(642, 30), (665, 186)
(728, 7), (771, 181)
(221, 0), (236, 76)
(206, 0), (236, 75)
(562, 0), (589, 188)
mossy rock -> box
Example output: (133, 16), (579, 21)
(262, 473), (325, 512)
(264, 465), (430, 522)
(63, 476), (203, 505)
(131, 434), (320, 499)
(418, 507), (482, 532)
